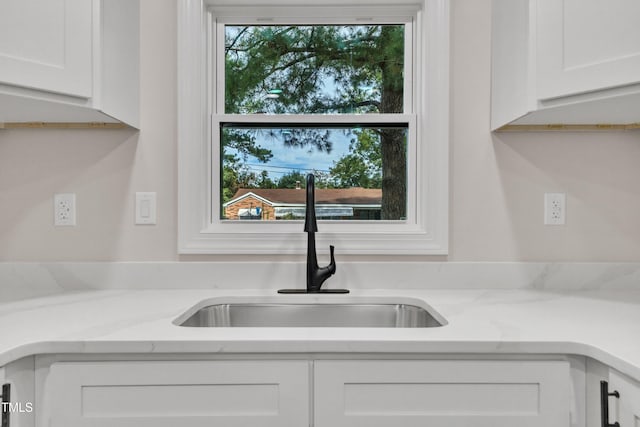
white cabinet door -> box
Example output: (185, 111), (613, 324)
(0, 0), (92, 98)
(536, 0), (640, 100)
(609, 369), (640, 427)
(315, 360), (570, 427)
(39, 360), (309, 427)
(1, 357), (35, 427)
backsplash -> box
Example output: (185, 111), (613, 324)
(1, 262), (639, 302)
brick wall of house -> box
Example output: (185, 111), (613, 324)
(224, 196), (275, 220)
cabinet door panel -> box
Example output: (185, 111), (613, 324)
(315, 360), (570, 427)
(609, 370), (640, 427)
(537, 0), (640, 100)
(1, 357), (35, 427)
(0, 0), (92, 97)
(40, 360), (309, 427)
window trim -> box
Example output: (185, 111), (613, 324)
(177, 0), (449, 255)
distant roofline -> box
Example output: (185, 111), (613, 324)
(222, 191), (275, 207)
(224, 187), (382, 207)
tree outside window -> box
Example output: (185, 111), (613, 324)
(221, 25), (408, 220)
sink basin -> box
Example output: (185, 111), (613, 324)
(175, 300), (445, 328)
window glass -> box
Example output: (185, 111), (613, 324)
(221, 124), (408, 221)
(221, 23), (409, 222)
(224, 25), (405, 114)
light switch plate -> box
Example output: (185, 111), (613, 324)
(135, 192), (157, 225)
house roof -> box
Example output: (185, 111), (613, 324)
(227, 187), (382, 206)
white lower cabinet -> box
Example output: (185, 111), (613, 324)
(608, 369), (640, 427)
(1, 357), (35, 427)
(35, 358), (573, 427)
(37, 360), (309, 427)
(585, 358), (640, 427)
(315, 360), (571, 427)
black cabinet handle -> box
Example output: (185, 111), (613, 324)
(0, 383), (9, 427)
(601, 380), (620, 427)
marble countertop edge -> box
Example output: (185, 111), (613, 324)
(1, 339), (638, 382)
(0, 289), (639, 382)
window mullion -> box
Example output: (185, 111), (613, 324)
(214, 114), (415, 125)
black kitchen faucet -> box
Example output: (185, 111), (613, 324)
(278, 174), (349, 294)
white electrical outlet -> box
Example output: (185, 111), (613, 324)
(544, 193), (566, 225)
(54, 193), (76, 226)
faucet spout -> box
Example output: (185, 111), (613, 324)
(304, 174), (318, 233)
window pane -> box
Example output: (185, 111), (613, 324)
(225, 25), (405, 114)
(220, 124), (407, 221)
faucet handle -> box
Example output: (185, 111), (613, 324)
(327, 245), (336, 274)
(317, 245), (346, 293)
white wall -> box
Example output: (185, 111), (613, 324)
(0, 0), (177, 261)
(450, 1), (640, 261)
(1, 0), (640, 262)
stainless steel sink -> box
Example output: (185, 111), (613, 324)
(176, 302), (445, 328)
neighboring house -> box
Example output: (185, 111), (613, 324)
(223, 187), (382, 220)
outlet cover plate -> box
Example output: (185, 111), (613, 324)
(544, 193), (566, 225)
(54, 193), (76, 226)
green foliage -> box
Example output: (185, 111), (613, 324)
(222, 155), (275, 204)
(256, 170), (277, 189)
(277, 170), (307, 189)
(222, 128), (272, 163)
(222, 156), (240, 203)
(221, 158), (249, 204)
(330, 129), (382, 188)
(310, 171), (335, 189)
(225, 25), (403, 114)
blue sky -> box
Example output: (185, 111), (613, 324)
(229, 129), (353, 180)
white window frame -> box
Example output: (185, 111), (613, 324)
(177, 0), (449, 255)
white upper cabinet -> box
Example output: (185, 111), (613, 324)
(0, 0), (92, 98)
(0, 0), (139, 128)
(491, 0), (640, 130)
(537, 0), (640, 100)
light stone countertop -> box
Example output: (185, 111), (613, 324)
(1, 289), (639, 380)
